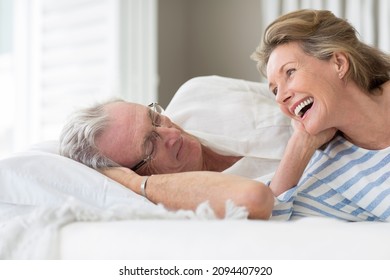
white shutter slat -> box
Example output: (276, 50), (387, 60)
(42, 23), (108, 49)
(42, 44), (107, 68)
(41, 64), (105, 87)
(42, 0), (105, 13)
(42, 2), (107, 30)
(42, 84), (101, 102)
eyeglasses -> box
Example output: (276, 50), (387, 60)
(131, 103), (165, 171)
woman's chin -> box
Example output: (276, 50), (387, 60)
(302, 122), (321, 136)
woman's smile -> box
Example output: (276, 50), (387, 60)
(292, 97), (314, 118)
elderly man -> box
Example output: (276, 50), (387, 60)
(60, 76), (295, 219)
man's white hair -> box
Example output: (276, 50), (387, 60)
(59, 99), (123, 169)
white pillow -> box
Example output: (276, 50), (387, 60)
(165, 75), (291, 160)
(0, 150), (151, 210)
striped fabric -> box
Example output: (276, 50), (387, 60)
(272, 135), (390, 222)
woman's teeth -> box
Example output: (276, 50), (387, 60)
(294, 97), (314, 117)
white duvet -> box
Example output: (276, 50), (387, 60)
(0, 197), (248, 259)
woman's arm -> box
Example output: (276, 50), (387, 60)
(270, 122), (337, 196)
(101, 168), (274, 220)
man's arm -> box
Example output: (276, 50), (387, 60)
(101, 168), (274, 220)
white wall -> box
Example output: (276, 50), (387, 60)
(158, 0), (262, 107)
(157, 0), (190, 107)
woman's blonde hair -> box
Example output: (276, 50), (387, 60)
(252, 9), (390, 93)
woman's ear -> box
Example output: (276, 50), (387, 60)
(333, 52), (349, 79)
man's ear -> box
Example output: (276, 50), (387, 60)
(333, 52), (349, 79)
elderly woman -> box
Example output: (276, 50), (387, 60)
(252, 9), (390, 221)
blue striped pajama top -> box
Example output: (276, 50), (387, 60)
(272, 135), (390, 221)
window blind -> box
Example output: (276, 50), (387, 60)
(38, 0), (121, 140)
(3, 0), (157, 155)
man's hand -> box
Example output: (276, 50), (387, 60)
(100, 167), (142, 194)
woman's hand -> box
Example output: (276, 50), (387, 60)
(269, 121), (337, 196)
(291, 119), (337, 150)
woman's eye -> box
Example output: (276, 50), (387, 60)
(286, 69), (296, 76)
(272, 87), (278, 96)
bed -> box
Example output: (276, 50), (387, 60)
(1, 75), (389, 260)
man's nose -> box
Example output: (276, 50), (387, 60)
(155, 126), (181, 148)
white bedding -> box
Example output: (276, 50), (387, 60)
(0, 150), (246, 259)
(59, 218), (390, 260)
(0, 75), (388, 260)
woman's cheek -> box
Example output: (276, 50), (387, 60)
(279, 106), (293, 118)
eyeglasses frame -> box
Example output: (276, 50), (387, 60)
(131, 103), (164, 171)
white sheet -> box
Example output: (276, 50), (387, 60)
(0, 198), (247, 259)
(59, 218), (390, 260)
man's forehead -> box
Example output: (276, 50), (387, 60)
(96, 102), (148, 166)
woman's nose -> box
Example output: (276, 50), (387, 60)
(275, 87), (293, 104)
